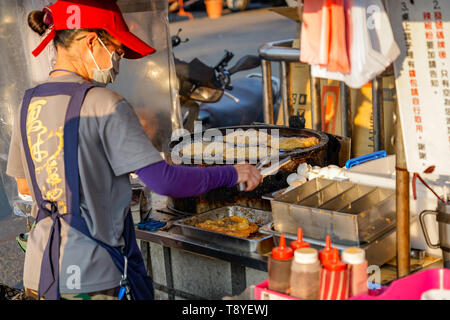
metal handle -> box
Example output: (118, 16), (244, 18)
(419, 210), (440, 249)
(239, 157), (272, 191)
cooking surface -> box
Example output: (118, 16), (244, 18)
(170, 125), (329, 165)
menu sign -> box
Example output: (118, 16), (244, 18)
(386, 0), (450, 176)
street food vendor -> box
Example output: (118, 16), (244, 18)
(6, 0), (262, 300)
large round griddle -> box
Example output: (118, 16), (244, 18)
(169, 124), (329, 165)
(166, 125), (330, 215)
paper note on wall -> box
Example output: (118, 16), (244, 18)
(387, 0), (450, 175)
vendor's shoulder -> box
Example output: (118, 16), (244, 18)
(85, 87), (124, 108)
(83, 86), (128, 115)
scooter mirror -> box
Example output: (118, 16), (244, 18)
(228, 55), (261, 75)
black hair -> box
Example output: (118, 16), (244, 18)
(27, 10), (111, 49)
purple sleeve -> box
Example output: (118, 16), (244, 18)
(135, 161), (238, 198)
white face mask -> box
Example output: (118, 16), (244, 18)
(88, 38), (121, 86)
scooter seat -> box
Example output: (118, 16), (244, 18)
(200, 77), (264, 128)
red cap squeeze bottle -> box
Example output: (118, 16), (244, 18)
(272, 234), (294, 260)
(290, 227), (310, 250)
(322, 248), (347, 271)
(319, 235), (339, 265)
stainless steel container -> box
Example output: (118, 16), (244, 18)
(260, 223), (396, 267)
(296, 180), (354, 208)
(420, 201), (450, 269)
(270, 178), (396, 245)
(174, 206), (274, 254)
(264, 178), (334, 237)
(320, 184), (374, 211)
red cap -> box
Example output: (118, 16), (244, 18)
(32, 0), (156, 59)
(319, 235), (339, 265)
(290, 227), (310, 250)
(272, 234), (294, 261)
(322, 248), (347, 272)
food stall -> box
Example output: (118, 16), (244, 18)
(134, 124), (344, 300)
(132, 0), (450, 300)
(0, 0), (448, 301)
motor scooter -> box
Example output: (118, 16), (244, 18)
(172, 29), (282, 131)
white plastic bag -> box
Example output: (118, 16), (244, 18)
(365, 0), (401, 69)
(343, 0), (386, 88)
(311, 0), (400, 88)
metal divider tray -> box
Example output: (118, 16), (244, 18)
(269, 178), (396, 245)
(174, 206), (274, 254)
(260, 223), (397, 267)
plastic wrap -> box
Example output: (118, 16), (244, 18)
(0, 0), (53, 215)
(0, 0), (181, 215)
(110, 2), (182, 154)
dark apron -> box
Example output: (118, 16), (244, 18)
(20, 82), (154, 300)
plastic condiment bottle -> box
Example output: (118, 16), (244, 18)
(268, 235), (293, 294)
(319, 249), (349, 300)
(289, 227), (310, 251)
(319, 235), (338, 265)
(290, 248), (320, 300)
(342, 247), (368, 297)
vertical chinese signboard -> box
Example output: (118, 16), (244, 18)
(386, 0), (450, 176)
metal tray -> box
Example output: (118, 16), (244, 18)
(173, 206), (274, 254)
(259, 223), (396, 267)
(270, 178), (396, 245)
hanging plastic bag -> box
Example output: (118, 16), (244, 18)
(343, 0), (387, 87)
(311, 0), (400, 88)
(312, 0), (382, 86)
(310, 0), (353, 81)
(326, 0), (350, 73)
(300, 0), (330, 66)
(364, 0), (400, 68)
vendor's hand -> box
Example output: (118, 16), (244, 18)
(233, 164), (263, 192)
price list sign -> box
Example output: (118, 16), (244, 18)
(387, 0), (450, 175)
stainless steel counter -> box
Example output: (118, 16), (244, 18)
(134, 200), (272, 300)
(135, 223), (270, 272)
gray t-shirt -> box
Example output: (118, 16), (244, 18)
(6, 74), (163, 294)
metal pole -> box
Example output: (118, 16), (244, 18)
(280, 61), (290, 126)
(372, 77), (385, 151)
(261, 59), (274, 124)
(310, 73), (322, 131)
(395, 100), (410, 278)
(340, 82), (352, 138)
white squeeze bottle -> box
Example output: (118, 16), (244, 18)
(342, 248), (369, 297)
(290, 248), (320, 300)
